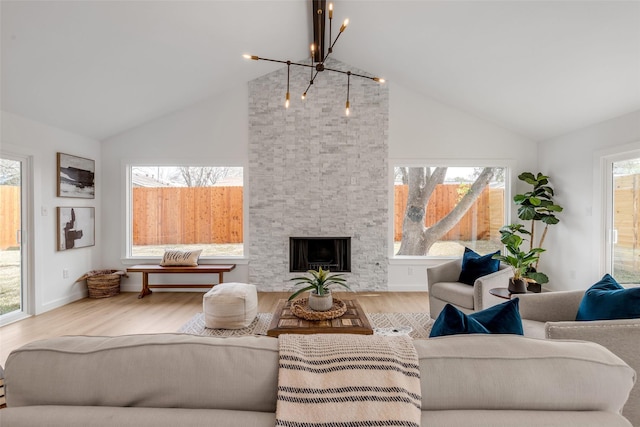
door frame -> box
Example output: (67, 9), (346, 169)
(0, 150), (34, 325)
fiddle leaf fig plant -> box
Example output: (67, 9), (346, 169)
(288, 267), (351, 301)
(492, 224), (549, 284)
(514, 172), (563, 266)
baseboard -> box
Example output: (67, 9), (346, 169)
(39, 289), (88, 314)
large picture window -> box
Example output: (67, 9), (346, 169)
(127, 165), (243, 258)
(393, 166), (507, 257)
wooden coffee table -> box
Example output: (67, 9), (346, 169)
(266, 299), (373, 337)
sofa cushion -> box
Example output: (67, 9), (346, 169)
(4, 334), (279, 411)
(458, 247), (500, 285)
(430, 299), (523, 337)
(414, 335), (634, 414)
(430, 281), (475, 310)
(576, 274), (640, 321)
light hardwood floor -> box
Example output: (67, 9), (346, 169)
(0, 291), (429, 365)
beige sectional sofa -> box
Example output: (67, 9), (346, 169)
(0, 333), (635, 426)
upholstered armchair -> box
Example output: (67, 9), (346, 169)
(426, 258), (512, 318)
(519, 290), (640, 426)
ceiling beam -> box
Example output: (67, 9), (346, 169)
(312, 0), (326, 62)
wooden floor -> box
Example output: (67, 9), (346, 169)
(0, 291), (429, 366)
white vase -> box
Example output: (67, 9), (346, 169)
(308, 290), (333, 311)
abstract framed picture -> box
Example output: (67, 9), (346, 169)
(57, 207), (95, 251)
(57, 152), (95, 199)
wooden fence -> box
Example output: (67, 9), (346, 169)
(133, 187), (243, 245)
(0, 186), (20, 249)
(394, 184), (504, 242)
(614, 175), (640, 272)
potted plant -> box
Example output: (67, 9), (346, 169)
(492, 224), (549, 293)
(288, 267), (351, 311)
(513, 172), (563, 269)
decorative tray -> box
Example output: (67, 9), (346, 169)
(290, 298), (347, 321)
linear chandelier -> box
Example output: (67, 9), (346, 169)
(243, 1), (384, 116)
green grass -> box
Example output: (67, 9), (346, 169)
(0, 249), (21, 315)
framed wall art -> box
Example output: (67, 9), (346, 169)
(57, 207), (95, 251)
(57, 152), (95, 198)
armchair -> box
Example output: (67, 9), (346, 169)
(426, 258), (512, 318)
(519, 290), (640, 426)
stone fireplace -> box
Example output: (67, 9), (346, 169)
(248, 58), (389, 291)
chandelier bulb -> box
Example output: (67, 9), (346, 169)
(285, 92), (290, 109)
(340, 19), (349, 32)
(243, 54), (259, 61)
(345, 100), (350, 116)
(373, 77), (385, 83)
(301, 93), (306, 100)
(328, 3), (333, 19)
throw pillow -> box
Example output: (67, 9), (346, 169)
(160, 249), (202, 267)
(429, 298), (524, 338)
(458, 247), (501, 285)
(575, 274), (640, 321)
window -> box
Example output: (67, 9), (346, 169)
(127, 165), (243, 258)
(393, 165), (507, 257)
(604, 152), (640, 284)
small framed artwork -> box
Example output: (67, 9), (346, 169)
(57, 207), (95, 251)
(57, 152), (95, 199)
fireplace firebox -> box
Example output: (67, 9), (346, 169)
(289, 237), (351, 272)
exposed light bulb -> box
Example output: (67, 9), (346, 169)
(285, 92), (290, 109)
(301, 93), (306, 100)
(328, 3), (333, 19)
(373, 77), (385, 83)
(345, 100), (350, 116)
(310, 44), (315, 53)
(340, 18), (349, 32)
(243, 54), (259, 60)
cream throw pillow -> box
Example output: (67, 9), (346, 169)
(160, 249), (202, 266)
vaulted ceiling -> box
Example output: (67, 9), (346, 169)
(2, 1), (639, 141)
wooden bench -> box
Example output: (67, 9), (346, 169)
(126, 264), (236, 299)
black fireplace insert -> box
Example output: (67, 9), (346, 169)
(289, 237), (351, 272)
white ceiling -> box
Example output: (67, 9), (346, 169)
(2, 0), (639, 141)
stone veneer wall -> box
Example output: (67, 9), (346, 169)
(248, 59), (389, 291)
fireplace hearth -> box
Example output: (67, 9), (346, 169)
(290, 237), (351, 272)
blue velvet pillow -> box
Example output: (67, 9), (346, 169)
(429, 298), (524, 338)
(575, 274), (640, 321)
(458, 247), (501, 285)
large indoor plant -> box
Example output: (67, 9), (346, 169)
(492, 224), (548, 293)
(288, 267), (351, 311)
(513, 172), (563, 270)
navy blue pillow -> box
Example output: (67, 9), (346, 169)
(429, 298), (524, 338)
(458, 247), (501, 285)
(575, 274), (640, 321)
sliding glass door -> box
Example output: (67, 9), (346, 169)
(0, 154), (28, 323)
(606, 154), (640, 284)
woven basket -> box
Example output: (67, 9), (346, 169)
(77, 270), (128, 299)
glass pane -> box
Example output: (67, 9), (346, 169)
(0, 158), (22, 316)
(131, 166), (243, 257)
(612, 158), (640, 284)
(394, 166), (505, 256)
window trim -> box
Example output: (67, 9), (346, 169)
(121, 160), (247, 264)
(388, 158), (514, 259)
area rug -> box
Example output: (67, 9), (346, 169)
(178, 312), (433, 339)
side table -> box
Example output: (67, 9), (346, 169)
(489, 287), (532, 300)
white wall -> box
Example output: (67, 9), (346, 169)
(387, 83), (538, 290)
(537, 110), (640, 291)
(0, 111), (101, 314)
(102, 79), (538, 292)
(101, 84), (250, 291)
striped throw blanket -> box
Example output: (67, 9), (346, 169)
(275, 334), (422, 427)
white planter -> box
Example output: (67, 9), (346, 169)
(308, 290), (333, 311)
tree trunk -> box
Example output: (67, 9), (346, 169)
(396, 167), (495, 256)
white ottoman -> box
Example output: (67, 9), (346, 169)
(203, 283), (258, 329)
